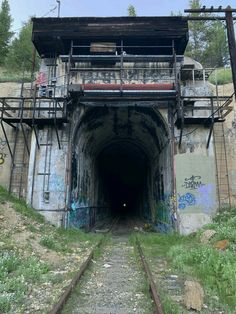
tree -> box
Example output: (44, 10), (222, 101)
(128, 5), (136, 17)
(185, 0), (208, 63)
(203, 21), (228, 67)
(0, 0), (13, 64)
(5, 19), (39, 72)
(186, 0), (229, 67)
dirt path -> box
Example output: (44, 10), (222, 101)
(62, 235), (154, 314)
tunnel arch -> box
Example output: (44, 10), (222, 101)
(69, 105), (173, 229)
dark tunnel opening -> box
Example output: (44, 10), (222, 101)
(96, 141), (149, 220)
(70, 107), (172, 231)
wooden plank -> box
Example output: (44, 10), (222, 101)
(32, 16), (188, 56)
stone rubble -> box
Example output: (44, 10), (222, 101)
(184, 280), (204, 311)
(200, 229), (217, 244)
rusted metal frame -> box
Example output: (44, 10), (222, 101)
(220, 94), (234, 118)
(42, 134), (47, 198)
(172, 40), (183, 149)
(0, 99), (12, 117)
(18, 129), (28, 198)
(70, 67), (175, 71)
(60, 55), (184, 63)
(206, 99), (214, 149)
(46, 127), (53, 193)
(178, 100), (184, 149)
(79, 96), (177, 102)
(19, 98), (30, 155)
(185, 6), (236, 97)
(0, 101), (13, 159)
(225, 10), (236, 98)
(185, 7), (236, 13)
(72, 44), (173, 49)
(67, 40), (73, 96)
(136, 238), (164, 314)
(182, 95), (231, 100)
(9, 121), (19, 193)
(186, 16), (236, 20)
(120, 39), (124, 95)
(222, 123), (232, 208)
(32, 86), (40, 149)
(54, 99), (61, 149)
(1, 106), (64, 111)
(0, 96), (66, 101)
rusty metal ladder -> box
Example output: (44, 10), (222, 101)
(213, 121), (231, 209)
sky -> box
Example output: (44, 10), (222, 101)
(4, 0), (236, 35)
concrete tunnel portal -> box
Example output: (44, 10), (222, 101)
(70, 106), (173, 229)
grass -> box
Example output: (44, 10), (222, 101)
(138, 208), (236, 312)
(38, 227), (103, 253)
(0, 186), (45, 223)
(0, 250), (50, 312)
(0, 185), (104, 312)
(208, 67), (232, 85)
(158, 291), (185, 314)
(0, 67), (32, 83)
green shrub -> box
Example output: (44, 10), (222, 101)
(0, 249), (50, 312)
(0, 296), (11, 313)
(209, 67), (232, 85)
(0, 67), (32, 83)
(168, 244), (236, 308)
(40, 235), (56, 250)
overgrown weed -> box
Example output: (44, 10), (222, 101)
(138, 208), (236, 311)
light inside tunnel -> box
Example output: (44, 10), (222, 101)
(96, 141), (149, 218)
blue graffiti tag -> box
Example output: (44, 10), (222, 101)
(178, 193), (196, 209)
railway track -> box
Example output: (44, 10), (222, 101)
(48, 218), (164, 314)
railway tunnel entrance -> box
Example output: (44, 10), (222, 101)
(97, 141), (148, 218)
(69, 106), (173, 230)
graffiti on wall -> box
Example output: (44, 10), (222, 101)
(70, 195), (90, 228)
(77, 69), (169, 85)
(197, 184), (216, 214)
(0, 153), (6, 165)
(178, 173), (215, 213)
(157, 193), (177, 224)
(0, 138), (7, 165)
(178, 193), (196, 209)
(182, 175), (205, 190)
(69, 206), (89, 229)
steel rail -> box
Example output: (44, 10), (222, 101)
(48, 217), (118, 314)
(48, 246), (98, 314)
(136, 236), (164, 314)
(48, 221), (163, 314)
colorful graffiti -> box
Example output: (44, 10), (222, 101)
(178, 193), (196, 209)
(70, 195), (90, 228)
(69, 206), (90, 229)
(197, 184), (215, 214)
(156, 193), (177, 227)
(182, 175), (205, 190)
